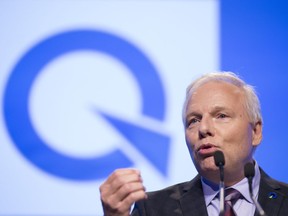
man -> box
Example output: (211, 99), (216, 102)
(100, 72), (288, 216)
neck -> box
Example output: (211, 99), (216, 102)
(200, 170), (245, 187)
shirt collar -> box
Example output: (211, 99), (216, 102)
(201, 176), (219, 207)
(201, 160), (261, 207)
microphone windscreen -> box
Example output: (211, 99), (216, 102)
(214, 150), (225, 167)
(244, 162), (255, 178)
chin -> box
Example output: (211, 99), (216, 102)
(195, 157), (218, 173)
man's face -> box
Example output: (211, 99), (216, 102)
(184, 81), (262, 184)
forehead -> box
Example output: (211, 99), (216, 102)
(188, 81), (246, 110)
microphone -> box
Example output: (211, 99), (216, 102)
(244, 162), (266, 216)
(214, 151), (225, 216)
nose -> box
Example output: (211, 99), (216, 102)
(198, 116), (214, 139)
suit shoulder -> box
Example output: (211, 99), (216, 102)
(270, 178), (288, 195)
(131, 180), (193, 215)
(146, 180), (191, 200)
(261, 168), (288, 196)
(131, 175), (203, 215)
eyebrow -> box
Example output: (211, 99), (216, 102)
(185, 112), (202, 120)
(214, 106), (236, 114)
(211, 106), (231, 113)
(186, 106), (233, 118)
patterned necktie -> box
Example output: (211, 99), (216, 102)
(224, 188), (241, 216)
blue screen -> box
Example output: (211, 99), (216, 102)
(221, 0), (288, 182)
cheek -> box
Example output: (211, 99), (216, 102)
(221, 120), (252, 141)
(234, 126), (253, 146)
(185, 130), (197, 150)
(222, 125), (254, 155)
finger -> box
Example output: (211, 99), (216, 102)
(106, 168), (140, 184)
(100, 170), (143, 202)
(100, 170), (142, 197)
(100, 174), (143, 204)
(109, 172), (142, 192)
(117, 189), (147, 213)
(107, 187), (147, 214)
(111, 181), (146, 203)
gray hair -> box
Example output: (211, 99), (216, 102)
(182, 71), (263, 126)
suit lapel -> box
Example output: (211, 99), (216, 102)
(175, 168), (288, 216)
(255, 169), (287, 216)
(179, 175), (208, 216)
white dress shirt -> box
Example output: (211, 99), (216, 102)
(202, 161), (261, 216)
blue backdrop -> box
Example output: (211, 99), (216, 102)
(221, 0), (288, 182)
(1, 1), (288, 215)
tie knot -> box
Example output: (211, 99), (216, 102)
(224, 188), (241, 216)
(225, 188), (241, 203)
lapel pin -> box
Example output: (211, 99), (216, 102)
(268, 192), (277, 199)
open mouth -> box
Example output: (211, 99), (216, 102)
(197, 144), (217, 156)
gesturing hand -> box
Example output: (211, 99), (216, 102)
(100, 168), (147, 216)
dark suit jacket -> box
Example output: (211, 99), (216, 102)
(131, 169), (288, 216)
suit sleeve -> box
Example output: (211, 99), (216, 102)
(131, 200), (146, 216)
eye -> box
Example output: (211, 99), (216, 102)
(187, 117), (200, 127)
(217, 113), (228, 119)
(191, 118), (199, 123)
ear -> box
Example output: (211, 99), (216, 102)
(252, 121), (263, 147)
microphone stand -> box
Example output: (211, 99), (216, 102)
(213, 151), (225, 216)
(248, 179), (266, 216)
(245, 163), (266, 216)
(219, 165), (225, 216)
